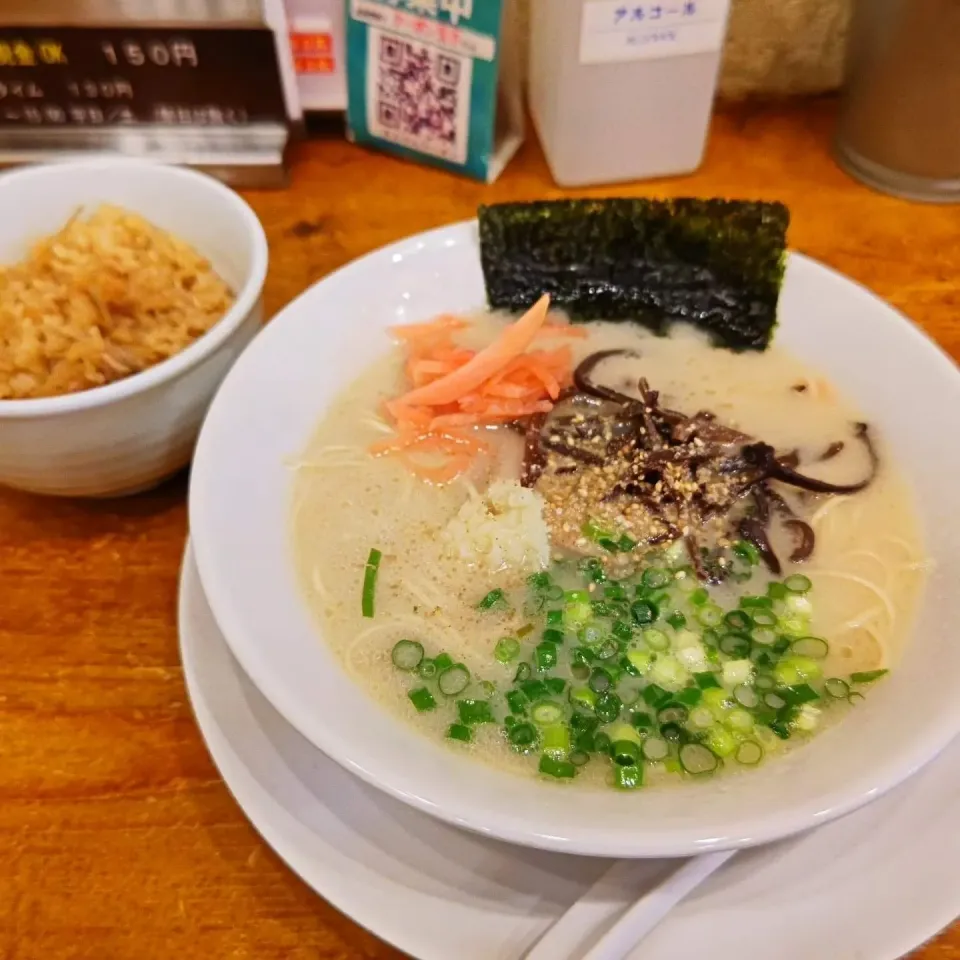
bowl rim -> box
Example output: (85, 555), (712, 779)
(0, 157), (268, 418)
(189, 219), (960, 858)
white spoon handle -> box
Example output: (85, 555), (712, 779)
(526, 849), (734, 960)
(581, 850), (735, 960)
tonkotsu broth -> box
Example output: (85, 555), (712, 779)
(291, 317), (927, 787)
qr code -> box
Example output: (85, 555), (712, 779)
(366, 29), (472, 165)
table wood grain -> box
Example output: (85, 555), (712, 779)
(1, 97), (958, 960)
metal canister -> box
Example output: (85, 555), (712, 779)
(834, 0), (960, 202)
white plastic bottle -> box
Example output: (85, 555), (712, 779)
(528, 0), (732, 187)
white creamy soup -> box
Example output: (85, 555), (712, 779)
(291, 316), (927, 789)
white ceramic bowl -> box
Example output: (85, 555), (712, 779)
(189, 221), (960, 858)
(0, 158), (267, 497)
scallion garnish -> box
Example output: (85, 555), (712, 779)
(438, 664), (471, 697)
(850, 669), (889, 684)
(457, 699), (494, 725)
(494, 637), (521, 663)
(678, 743), (719, 775)
(783, 573), (813, 594)
(408, 687), (436, 712)
(477, 587), (507, 611)
(391, 640), (424, 671)
(539, 754), (577, 779)
(361, 547), (382, 618)
(447, 723), (472, 743)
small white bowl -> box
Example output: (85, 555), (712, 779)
(0, 158), (267, 497)
(190, 221), (960, 859)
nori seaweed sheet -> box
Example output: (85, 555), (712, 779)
(477, 198), (790, 351)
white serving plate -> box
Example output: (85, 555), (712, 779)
(180, 545), (960, 960)
(189, 220), (960, 857)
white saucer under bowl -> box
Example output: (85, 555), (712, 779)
(179, 544), (960, 960)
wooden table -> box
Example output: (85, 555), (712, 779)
(2, 97), (958, 960)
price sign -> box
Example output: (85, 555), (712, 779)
(0, 26), (288, 127)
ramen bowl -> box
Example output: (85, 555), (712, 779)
(189, 221), (960, 858)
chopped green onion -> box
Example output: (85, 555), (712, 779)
(508, 722), (538, 750)
(733, 683), (760, 709)
(527, 571), (551, 590)
(764, 692), (787, 710)
(494, 637), (521, 663)
(642, 737), (669, 761)
(457, 699), (494, 724)
(824, 677), (850, 699)
(432, 653), (453, 672)
(593, 731), (612, 755)
(767, 581), (788, 600)
(642, 628), (670, 651)
(696, 604), (724, 627)
(850, 669), (889, 684)
(612, 762), (643, 789)
(726, 707), (755, 733)
(704, 726), (737, 757)
(570, 686), (598, 711)
(750, 609), (778, 628)
(531, 701), (565, 726)
(418, 659), (438, 679)
(689, 706), (714, 729)
(595, 638), (619, 661)
(546, 584), (565, 601)
(679, 742), (719, 774)
(775, 656), (821, 685)
(783, 574), (812, 594)
(659, 721), (684, 741)
(791, 636), (829, 659)
(408, 687), (436, 712)
(694, 671), (721, 690)
(579, 557), (607, 583)
(666, 611), (687, 630)
(631, 710), (654, 729)
(514, 662), (532, 683)
(733, 540), (761, 565)
(594, 691), (622, 723)
(612, 739), (641, 765)
(541, 723), (570, 758)
(719, 633), (751, 658)
(517, 623), (534, 638)
(769, 720), (792, 740)
(437, 664), (471, 697)
(848, 691), (866, 705)
(642, 683), (672, 708)
(588, 668), (613, 694)
(689, 587), (710, 607)
(582, 519), (613, 542)
(754, 673), (776, 691)
(631, 599), (659, 625)
(657, 704), (689, 725)
(477, 588), (507, 611)
(447, 723), (472, 743)
(739, 595), (773, 610)
(675, 686), (703, 706)
(546, 609), (563, 627)
(391, 640), (424, 671)
(642, 567), (672, 590)
(724, 610), (752, 631)
(736, 740), (764, 765)
(535, 641), (558, 672)
(361, 548), (382, 618)
(539, 754), (576, 779)
(506, 690), (527, 714)
(521, 679), (549, 701)
(545, 677), (567, 696)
